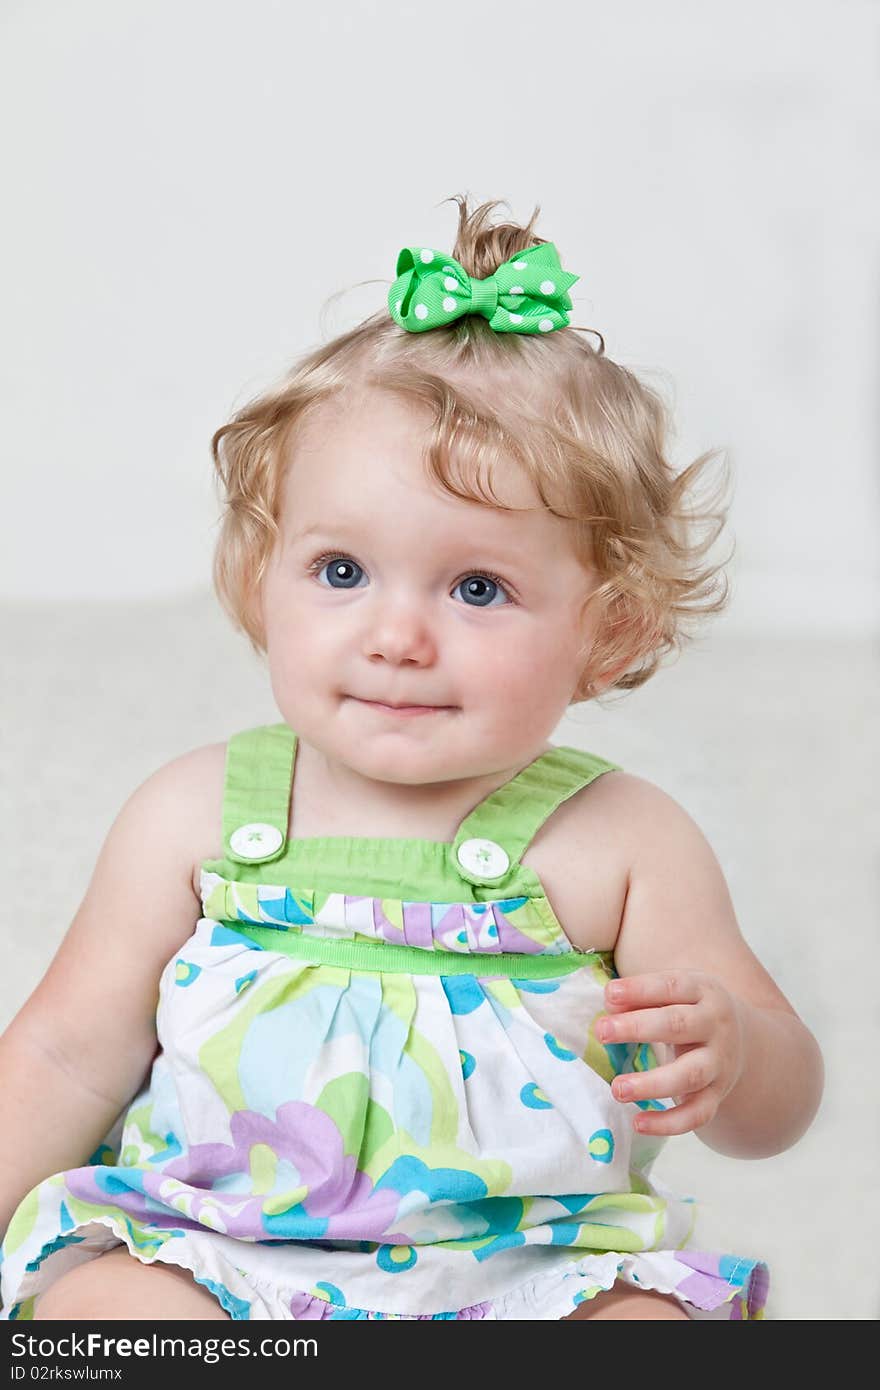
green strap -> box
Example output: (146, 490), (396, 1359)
(231, 925), (600, 977)
(222, 724), (295, 865)
(453, 744), (621, 878)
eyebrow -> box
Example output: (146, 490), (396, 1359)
(289, 524), (366, 545)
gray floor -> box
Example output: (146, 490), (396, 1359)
(2, 593), (877, 1320)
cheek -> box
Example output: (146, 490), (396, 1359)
(546, 633), (587, 698)
(262, 589), (332, 678)
(470, 625), (579, 705)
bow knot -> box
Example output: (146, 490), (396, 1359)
(388, 241), (579, 335)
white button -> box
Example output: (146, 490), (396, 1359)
(456, 838), (510, 880)
(229, 822), (283, 859)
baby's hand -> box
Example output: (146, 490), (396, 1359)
(597, 972), (745, 1137)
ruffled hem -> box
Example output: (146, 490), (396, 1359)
(1, 1215), (768, 1322)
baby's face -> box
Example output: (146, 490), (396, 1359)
(260, 390), (599, 787)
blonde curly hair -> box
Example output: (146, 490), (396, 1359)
(211, 193), (731, 701)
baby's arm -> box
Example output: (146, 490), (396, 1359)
(597, 775), (824, 1160)
(0, 748), (216, 1238)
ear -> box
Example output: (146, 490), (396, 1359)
(573, 602), (662, 702)
(574, 658), (632, 703)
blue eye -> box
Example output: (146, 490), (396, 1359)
(314, 555), (364, 589)
(452, 574), (509, 608)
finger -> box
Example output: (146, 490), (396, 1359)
(604, 972), (702, 1013)
(596, 1003), (705, 1046)
(630, 1087), (720, 1138)
(611, 1048), (713, 1105)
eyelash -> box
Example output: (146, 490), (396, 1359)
(306, 551), (517, 604)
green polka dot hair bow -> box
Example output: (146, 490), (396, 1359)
(388, 241), (579, 334)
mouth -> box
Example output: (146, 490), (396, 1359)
(351, 697), (455, 716)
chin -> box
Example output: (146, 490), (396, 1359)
(349, 744), (449, 782)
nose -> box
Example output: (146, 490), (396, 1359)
(362, 592), (438, 666)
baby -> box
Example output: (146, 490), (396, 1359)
(0, 194), (823, 1321)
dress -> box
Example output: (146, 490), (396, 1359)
(0, 723), (768, 1320)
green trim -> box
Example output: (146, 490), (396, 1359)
(201, 843), (534, 902)
(229, 924), (605, 976)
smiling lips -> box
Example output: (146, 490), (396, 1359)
(354, 698), (452, 716)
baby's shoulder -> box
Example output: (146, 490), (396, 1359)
(570, 767), (714, 876)
(531, 764), (686, 855)
(521, 766), (694, 953)
(133, 741), (228, 898)
(141, 740), (226, 812)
